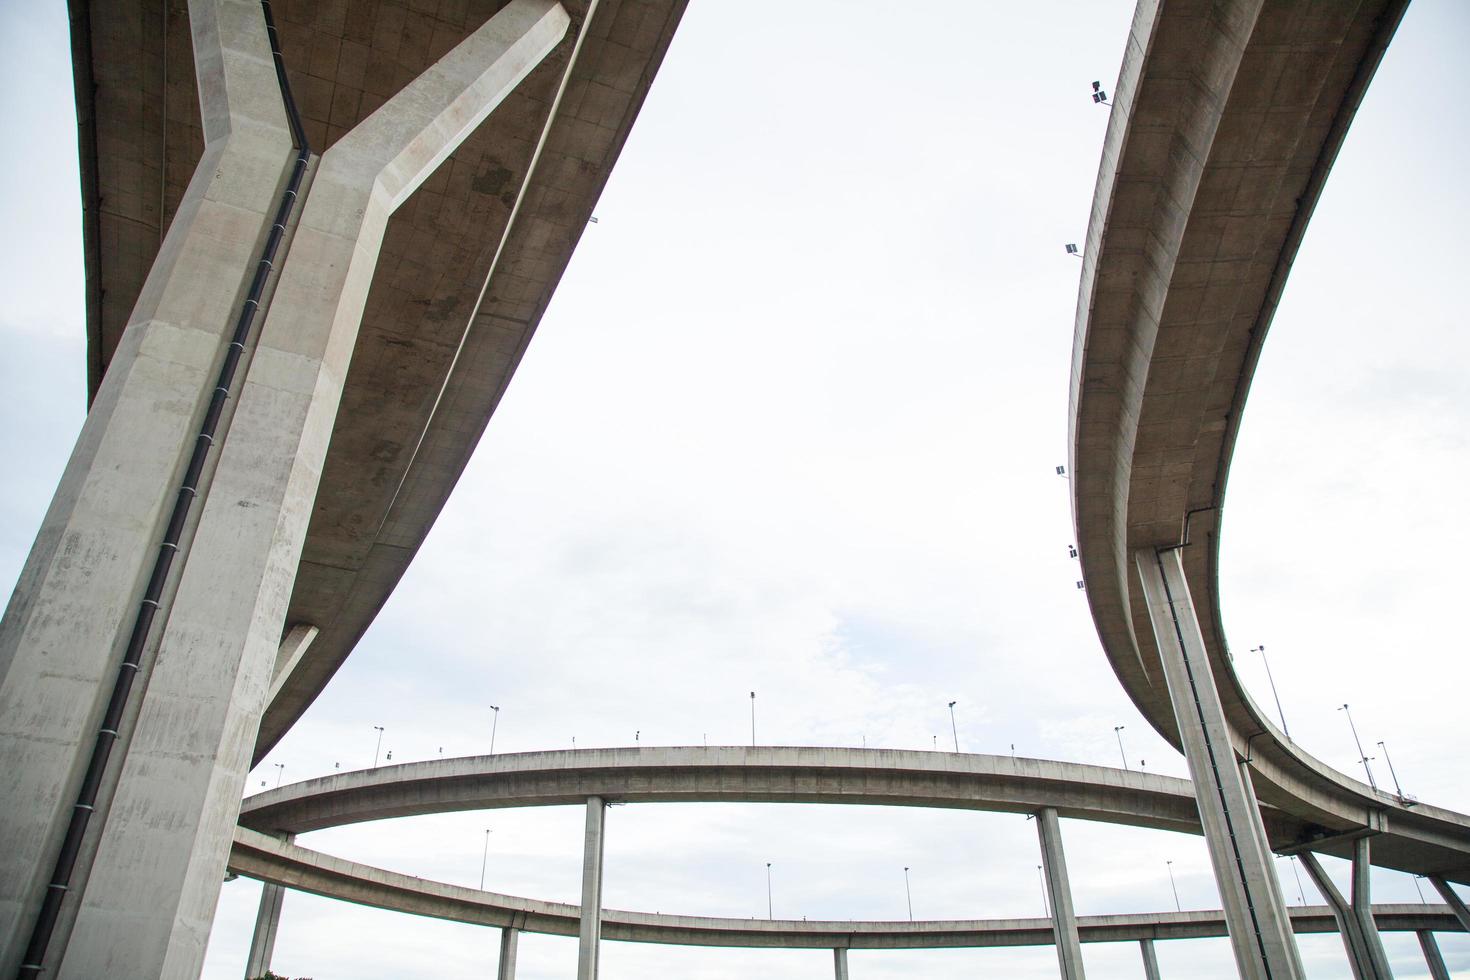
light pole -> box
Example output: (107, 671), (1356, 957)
(903, 866), (913, 921)
(766, 862), (773, 920)
(479, 828), (492, 889)
(1250, 645), (1289, 737)
(750, 692), (756, 746)
(273, 763), (285, 787)
(1338, 704), (1378, 791)
(1037, 865), (1047, 915)
(489, 705), (500, 754)
(1166, 860), (1181, 911)
(1289, 856), (1306, 905)
(372, 725), (385, 768)
(947, 701), (959, 752)
(1377, 740), (1407, 798)
(1113, 725), (1129, 770)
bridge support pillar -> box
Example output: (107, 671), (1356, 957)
(244, 882), (286, 979)
(1428, 877), (1470, 933)
(0, 2), (570, 978)
(1139, 938), (1161, 980)
(497, 925), (519, 980)
(1417, 930), (1449, 980)
(577, 796), (606, 980)
(833, 947), (849, 980)
(1135, 547), (1304, 980)
(1036, 806), (1085, 979)
(1297, 849), (1390, 979)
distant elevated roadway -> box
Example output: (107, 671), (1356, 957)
(228, 748), (1467, 947)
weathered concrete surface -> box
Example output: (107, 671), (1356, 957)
(0, 2), (295, 974)
(47, 7), (571, 978)
(498, 926), (520, 980)
(238, 747), (1259, 840)
(230, 826), (1464, 950)
(1137, 548), (1303, 978)
(1036, 807), (1085, 979)
(243, 879), (286, 979)
(576, 796), (605, 980)
(68, 0), (692, 764)
(1067, 0), (1470, 883)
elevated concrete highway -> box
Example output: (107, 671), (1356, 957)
(69, 0), (689, 763)
(224, 748), (1465, 973)
(229, 828), (1461, 950)
(1069, 0), (1470, 887)
(234, 747), (1463, 880)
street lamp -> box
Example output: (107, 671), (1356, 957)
(947, 701), (959, 752)
(1113, 725), (1129, 770)
(766, 862), (773, 920)
(1249, 645), (1289, 737)
(372, 725), (385, 768)
(904, 866), (914, 921)
(1338, 704), (1378, 791)
(1289, 856), (1306, 905)
(1166, 860), (1181, 911)
(489, 705), (500, 754)
(479, 828), (492, 889)
(273, 763), (285, 787)
(1377, 740), (1407, 799)
(1037, 865), (1048, 915)
(750, 692), (756, 746)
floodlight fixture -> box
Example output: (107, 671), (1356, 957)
(1065, 243), (1080, 256)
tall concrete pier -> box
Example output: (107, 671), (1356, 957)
(0, 0), (686, 975)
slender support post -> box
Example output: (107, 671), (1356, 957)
(243, 881), (286, 979)
(266, 624), (319, 705)
(577, 796), (606, 980)
(1036, 806), (1085, 980)
(1139, 938), (1162, 980)
(833, 947), (849, 980)
(1297, 851), (1388, 980)
(1349, 839), (1393, 979)
(1428, 877), (1470, 933)
(497, 926), (519, 980)
(1416, 931), (1449, 980)
(1134, 547), (1304, 980)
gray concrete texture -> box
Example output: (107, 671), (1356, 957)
(0, 1), (297, 973)
(68, 0), (692, 767)
(1137, 548), (1304, 979)
(229, 826), (1464, 951)
(1066, 0), (1470, 888)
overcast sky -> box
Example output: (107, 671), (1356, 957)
(1, 1), (1467, 978)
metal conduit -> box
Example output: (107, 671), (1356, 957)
(16, 3), (310, 974)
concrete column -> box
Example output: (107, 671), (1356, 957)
(1297, 851), (1389, 980)
(0, 2), (296, 976)
(1348, 839), (1392, 979)
(1135, 547), (1305, 980)
(243, 881), (286, 979)
(1139, 938), (1162, 980)
(1036, 806), (1085, 980)
(17, 5), (572, 980)
(497, 926), (519, 980)
(1417, 931), (1450, 980)
(1428, 877), (1470, 933)
(577, 796), (606, 980)
(833, 947), (849, 980)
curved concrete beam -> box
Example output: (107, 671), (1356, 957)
(1067, 0), (1470, 882)
(241, 747), (1237, 838)
(228, 827), (1461, 949)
